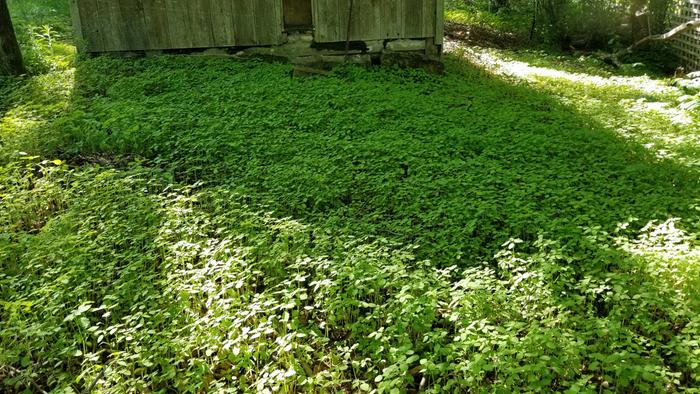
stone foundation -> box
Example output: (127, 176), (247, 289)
(261, 34), (442, 74)
(234, 34), (442, 73)
(103, 33), (443, 74)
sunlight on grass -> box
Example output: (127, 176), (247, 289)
(446, 41), (676, 94)
(617, 218), (700, 262)
(622, 99), (694, 126)
(445, 8), (531, 38)
(2, 2), (700, 392)
(445, 40), (700, 170)
(0, 69), (76, 159)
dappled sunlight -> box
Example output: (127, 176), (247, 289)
(610, 218), (700, 334)
(615, 217), (700, 268)
(73, 181), (700, 392)
(445, 40), (676, 94)
(3, 49), (700, 391)
(0, 69), (76, 157)
(3, 8), (700, 391)
(623, 98), (695, 126)
(445, 39), (700, 169)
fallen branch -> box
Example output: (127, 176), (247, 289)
(612, 18), (700, 64)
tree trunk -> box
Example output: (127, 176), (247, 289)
(629, 0), (647, 41)
(0, 0), (26, 76)
(648, 0), (671, 35)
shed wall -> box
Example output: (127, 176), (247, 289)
(72, 0), (443, 53)
(71, 0), (284, 52)
(312, 0), (438, 43)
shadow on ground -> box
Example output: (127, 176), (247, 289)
(1, 52), (699, 392)
(27, 53), (699, 264)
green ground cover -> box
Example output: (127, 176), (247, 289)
(1, 1), (699, 393)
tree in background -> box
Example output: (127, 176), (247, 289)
(0, 0), (25, 76)
(449, 0), (679, 49)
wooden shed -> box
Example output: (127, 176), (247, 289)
(69, 0), (444, 66)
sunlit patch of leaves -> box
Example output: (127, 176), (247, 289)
(2, 168), (698, 391)
(1, 1), (700, 392)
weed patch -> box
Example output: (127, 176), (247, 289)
(1, 3), (699, 393)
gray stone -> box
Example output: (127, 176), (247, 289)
(365, 40), (384, 53)
(321, 54), (371, 65)
(675, 77), (700, 94)
(385, 39), (426, 52)
(293, 55), (324, 65)
(287, 33), (314, 43)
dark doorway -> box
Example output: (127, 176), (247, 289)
(283, 0), (313, 31)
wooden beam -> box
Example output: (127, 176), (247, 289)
(69, 0), (86, 51)
(435, 0), (444, 44)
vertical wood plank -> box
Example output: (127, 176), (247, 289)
(360, 0), (380, 41)
(381, 0), (402, 39)
(255, 0), (269, 44)
(335, 0), (343, 42)
(226, 0), (239, 45)
(193, 0), (215, 47)
(435, 0), (443, 43)
(350, 0), (361, 41)
(233, 0), (256, 45)
(210, 0), (234, 46)
(95, 0), (125, 51)
(78, 0), (104, 51)
(273, 0), (284, 44)
(69, 0), (85, 50)
(371, 0), (382, 41)
(312, 0), (338, 42)
(337, 0), (348, 43)
(195, 0), (217, 47)
(351, 0), (377, 41)
(142, 0), (171, 50)
(165, 0), (193, 48)
(335, 0), (343, 43)
(118, 0), (148, 50)
(403, 0), (422, 37)
(422, 0), (435, 37)
(311, 0), (321, 40)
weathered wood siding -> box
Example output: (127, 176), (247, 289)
(70, 0), (284, 52)
(312, 0), (439, 43)
(71, 0), (444, 53)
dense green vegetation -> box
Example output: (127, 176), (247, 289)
(446, 0), (677, 48)
(1, 1), (699, 393)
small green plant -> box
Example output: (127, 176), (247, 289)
(1, 1), (699, 393)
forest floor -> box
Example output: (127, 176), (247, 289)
(1, 1), (699, 393)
